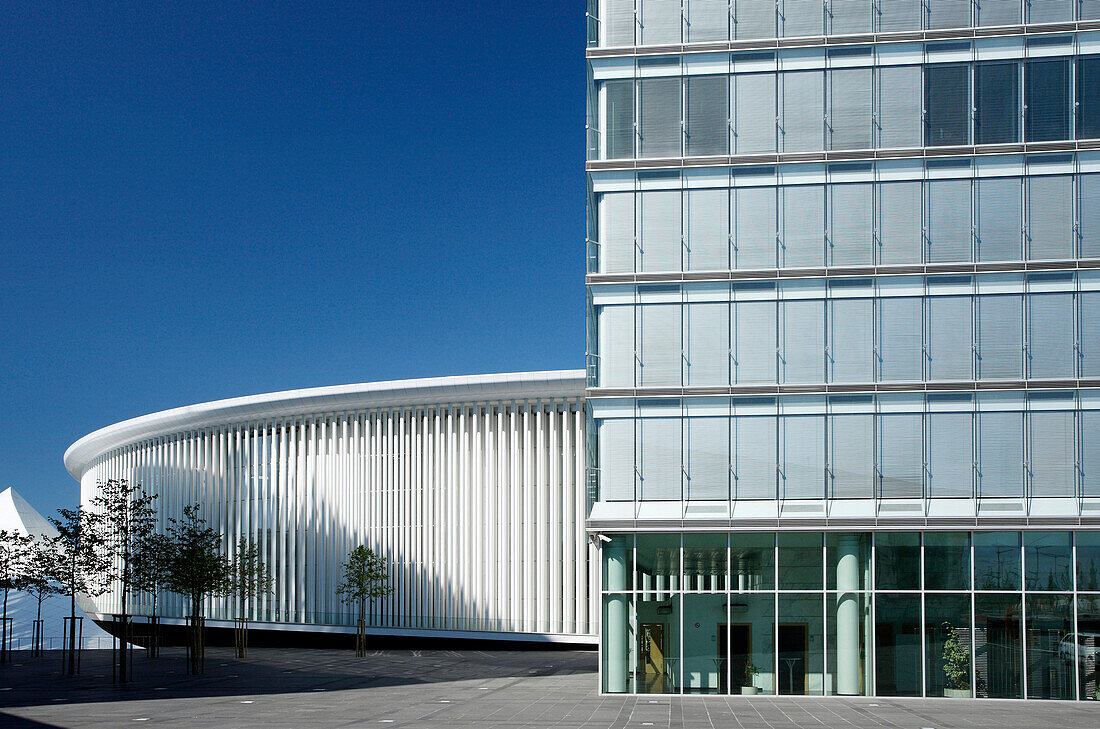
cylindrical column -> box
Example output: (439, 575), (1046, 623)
(835, 535), (861, 695)
(604, 540), (630, 693)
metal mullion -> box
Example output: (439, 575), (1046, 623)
(971, 531), (978, 697)
(1072, 530), (1081, 700)
(919, 531), (927, 697)
(1021, 534), (1028, 700)
(822, 531), (829, 696)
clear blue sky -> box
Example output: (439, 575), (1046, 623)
(0, 2), (583, 518)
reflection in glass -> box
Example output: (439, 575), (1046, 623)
(826, 533), (870, 591)
(828, 591), (871, 695)
(1077, 596), (1100, 702)
(778, 532), (823, 590)
(1077, 532), (1100, 591)
(925, 593), (972, 698)
(1025, 531), (1072, 592)
(778, 593), (824, 695)
(1025, 594), (1074, 700)
(636, 533), (680, 597)
(602, 534), (633, 590)
(875, 532), (920, 590)
(975, 593), (1022, 698)
(925, 532), (971, 590)
(725, 593), (776, 695)
(637, 594), (680, 694)
(682, 594), (726, 694)
(731, 532), (775, 590)
(876, 594), (922, 696)
(602, 593), (636, 693)
(974, 531), (1021, 591)
(683, 533), (727, 592)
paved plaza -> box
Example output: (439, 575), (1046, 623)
(0, 647), (1096, 728)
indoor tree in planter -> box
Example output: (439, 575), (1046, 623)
(941, 622), (971, 698)
(741, 662), (760, 695)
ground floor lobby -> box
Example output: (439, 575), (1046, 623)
(599, 530), (1100, 699)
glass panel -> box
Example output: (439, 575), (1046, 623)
(605, 79), (635, 159)
(604, 0), (637, 47)
(976, 176), (1022, 262)
(598, 418), (636, 501)
(598, 305), (634, 387)
(829, 591), (871, 695)
(978, 411), (1024, 498)
(782, 0), (824, 37)
(877, 296), (924, 381)
(928, 295), (974, 380)
(640, 0), (682, 45)
(602, 593), (637, 693)
(1028, 174), (1074, 261)
(1078, 532), (1100, 592)
(977, 0), (1020, 25)
(878, 413), (924, 499)
(733, 185), (777, 268)
(684, 188), (729, 271)
(974, 531), (1021, 591)
(639, 304), (681, 387)
(875, 594), (922, 696)
(1079, 57), (1100, 140)
(925, 532), (971, 591)
(975, 593), (1023, 698)
(684, 416), (730, 500)
(876, 66), (923, 149)
(639, 77), (681, 158)
(726, 593), (776, 694)
(733, 73), (777, 153)
(777, 592), (824, 695)
(928, 411), (974, 498)
(927, 179), (973, 263)
(925, 64), (970, 146)
(603, 534), (634, 590)
(978, 294), (1023, 379)
(975, 62), (1019, 144)
(826, 533), (871, 591)
(1084, 294), (1100, 379)
(1025, 531), (1072, 591)
(1026, 59), (1071, 142)
(828, 299), (874, 383)
(686, 0), (730, 43)
(734, 0), (776, 39)
(1029, 411), (1076, 498)
(638, 190), (682, 273)
(781, 184), (825, 268)
(828, 67), (872, 151)
(876, 532), (921, 591)
(927, 0), (973, 29)
(685, 75), (729, 157)
(685, 303), (729, 387)
(876, 180), (922, 264)
(781, 70), (824, 153)
(598, 191), (635, 274)
(636, 533), (681, 595)
(1028, 293), (1075, 379)
(829, 0), (871, 34)
(733, 299), (777, 383)
(925, 593), (973, 698)
(683, 533), (728, 591)
(1076, 595), (1100, 701)
(781, 415), (825, 499)
(828, 182), (873, 266)
(732, 415), (778, 500)
(1026, 594), (1074, 699)
(878, 0), (923, 32)
(639, 416), (682, 500)
(1028, 0), (1073, 23)
(828, 413), (875, 498)
(778, 532), (823, 590)
(781, 300), (825, 383)
(683, 593), (726, 694)
(637, 593), (681, 693)
(731, 532), (775, 590)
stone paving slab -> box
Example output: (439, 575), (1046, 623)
(0, 648), (1096, 728)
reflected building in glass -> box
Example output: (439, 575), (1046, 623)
(585, 1), (1100, 699)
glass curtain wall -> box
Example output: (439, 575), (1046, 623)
(601, 531), (1100, 699)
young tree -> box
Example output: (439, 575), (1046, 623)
(165, 504), (230, 674)
(92, 478), (157, 682)
(15, 537), (62, 656)
(335, 545), (392, 657)
(131, 532), (175, 658)
(227, 537), (273, 658)
(0, 530), (31, 663)
(50, 507), (110, 675)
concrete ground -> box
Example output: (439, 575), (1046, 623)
(0, 647), (1096, 728)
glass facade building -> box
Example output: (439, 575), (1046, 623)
(585, 1), (1100, 699)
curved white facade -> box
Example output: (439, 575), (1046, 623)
(65, 370), (595, 643)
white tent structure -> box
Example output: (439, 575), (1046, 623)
(0, 487), (114, 649)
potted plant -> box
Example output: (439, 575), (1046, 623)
(741, 662), (760, 695)
(941, 622), (971, 698)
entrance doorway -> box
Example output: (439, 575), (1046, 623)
(718, 624), (752, 691)
(778, 623), (808, 694)
(640, 623), (666, 693)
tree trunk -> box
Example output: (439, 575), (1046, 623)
(34, 595), (43, 656)
(67, 572), (77, 675)
(150, 591), (159, 659)
(2, 587), (8, 665)
(118, 586), (128, 682)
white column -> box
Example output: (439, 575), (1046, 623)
(604, 540), (630, 693)
(835, 534), (861, 695)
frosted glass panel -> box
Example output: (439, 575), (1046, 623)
(878, 296), (924, 382)
(927, 0), (973, 29)
(1028, 293), (1075, 379)
(598, 305), (635, 388)
(639, 77), (681, 158)
(978, 294), (1023, 380)
(639, 304), (682, 386)
(829, 298), (874, 382)
(828, 67), (872, 150)
(929, 412), (974, 498)
(1028, 175), (1073, 261)
(734, 416), (777, 499)
(976, 0), (1020, 26)
(640, 0), (682, 45)
(640, 417), (683, 500)
(829, 414), (875, 499)
(605, 79), (636, 159)
(782, 415), (825, 499)
(733, 73), (776, 153)
(781, 185), (825, 267)
(878, 0), (923, 32)
(685, 75), (729, 157)
(829, 182), (873, 266)
(734, 0), (776, 38)
(782, 299), (825, 383)
(929, 295), (974, 380)
(734, 186), (777, 268)
(734, 300), (777, 383)
(1030, 411), (1075, 497)
(782, 0), (824, 37)
(1082, 292), (1100, 378)
(1027, 0), (1072, 23)
(599, 418), (635, 500)
(976, 177), (1022, 262)
(605, 0), (637, 46)
(685, 302), (730, 386)
(877, 181), (922, 264)
(927, 179), (973, 263)
(979, 411), (1024, 497)
(877, 66), (923, 149)
(639, 190), (682, 272)
(829, 0), (872, 34)
(686, 417), (730, 500)
(685, 188), (729, 271)
(600, 192), (635, 273)
(781, 71), (824, 153)
(686, 0), (730, 42)
(1084, 411), (1100, 496)
(879, 413), (924, 498)
(1080, 174), (1100, 258)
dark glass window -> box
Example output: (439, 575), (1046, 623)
(1026, 59), (1071, 142)
(975, 62), (1019, 144)
(605, 79), (635, 159)
(1078, 57), (1100, 139)
(925, 64), (970, 146)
